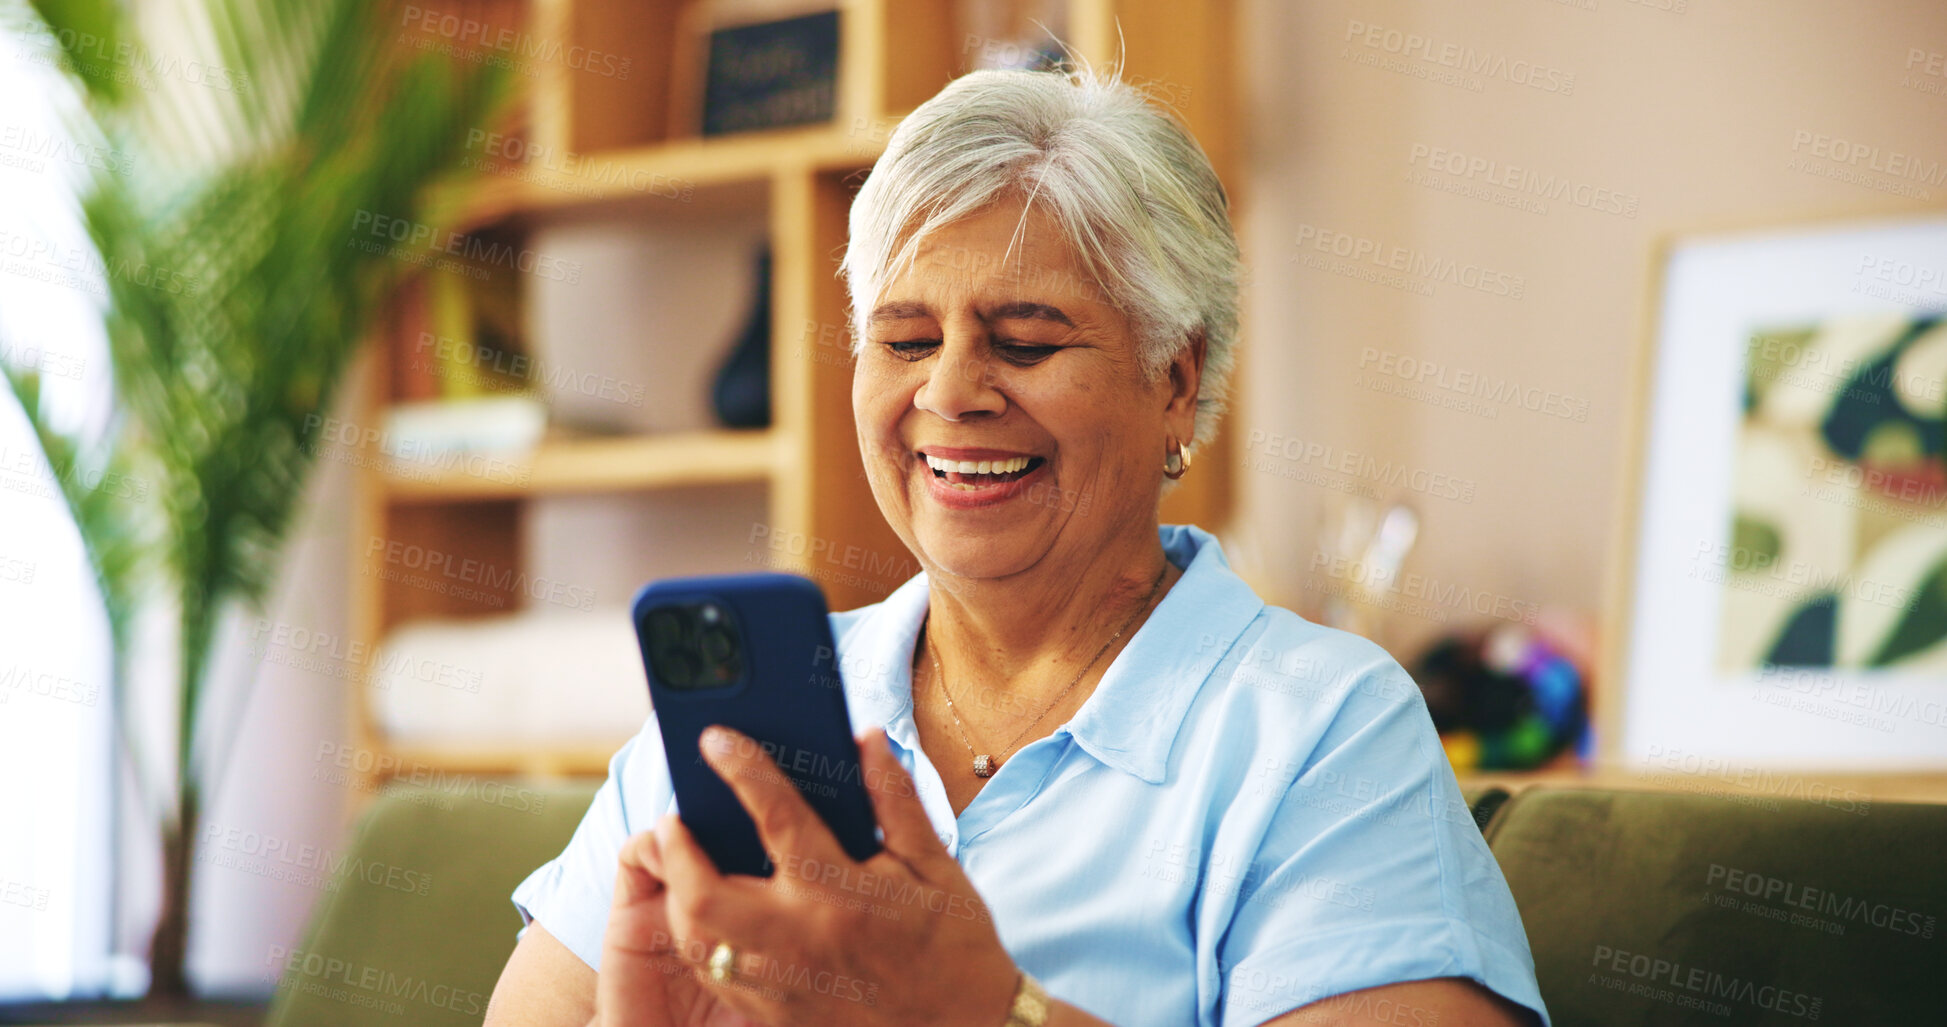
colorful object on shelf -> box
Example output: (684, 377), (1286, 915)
(1412, 622), (1588, 771)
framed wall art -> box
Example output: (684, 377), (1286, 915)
(1609, 214), (1947, 770)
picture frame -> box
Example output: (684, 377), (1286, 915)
(665, 0), (842, 140)
(1606, 213), (1947, 771)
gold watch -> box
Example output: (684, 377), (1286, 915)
(1002, 971), (1051, 1027)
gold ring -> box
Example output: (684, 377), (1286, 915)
(707, 940), (738, 983)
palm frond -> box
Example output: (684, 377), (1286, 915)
(5, 0), (512, 849)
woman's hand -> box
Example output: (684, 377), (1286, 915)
(642, 725), (1023, 1027)
(593, 822), (760, 1027)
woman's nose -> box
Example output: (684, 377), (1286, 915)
(913, 341), (1006, 422)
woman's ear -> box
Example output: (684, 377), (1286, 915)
(1165, 331), (1207, 443)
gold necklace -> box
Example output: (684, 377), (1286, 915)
(923, 564), (1168, 778)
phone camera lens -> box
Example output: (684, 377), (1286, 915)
(644, 600), (740, 690)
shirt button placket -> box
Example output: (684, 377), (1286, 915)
(956, 734), (1064, 846)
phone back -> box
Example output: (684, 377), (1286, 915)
(632, 573), (880, 876)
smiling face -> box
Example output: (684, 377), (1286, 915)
(853, 196), (1201, 583)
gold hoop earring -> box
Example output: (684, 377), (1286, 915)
(1164, 439), (1192, 480)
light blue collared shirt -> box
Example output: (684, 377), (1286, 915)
(512, 525), (1549, 1026)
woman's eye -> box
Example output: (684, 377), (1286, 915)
(998, 342), (1060, 363)
(884, 339), (939, 360)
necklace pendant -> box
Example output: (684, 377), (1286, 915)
(972, 754), (997, 778)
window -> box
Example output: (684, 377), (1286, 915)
(0, 48), (120, 999)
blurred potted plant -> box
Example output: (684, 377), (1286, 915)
(3, 0), (509, 996)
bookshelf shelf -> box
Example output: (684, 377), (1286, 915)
(381, 428), (778, 503)
(428, 172), (533, 236)
(350, 0), (1241, 801)
(386, 740), (627, 778)
(509, 126), (889, 215)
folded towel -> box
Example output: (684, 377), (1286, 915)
(371, 607), (648, 743)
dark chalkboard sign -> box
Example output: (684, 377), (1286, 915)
(701, 10), (840, 137)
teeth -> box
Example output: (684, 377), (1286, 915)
(924, 454), (1031, 475)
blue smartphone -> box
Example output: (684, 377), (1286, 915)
(631, 572), (881, 876)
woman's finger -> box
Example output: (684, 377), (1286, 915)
(594, 829), (681, 1024)
(652, 813), (798, 1023)
(653, 812), (777, 948)
(655, 810), (724, 940)
(697, 725), (848, 870)
(860, 727), (951, 872)
(607, 830), (674, 952)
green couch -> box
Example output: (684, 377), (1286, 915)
(264, 783), (1944, 1025)
(1481, 786), (1942, 1025)
(261, 781), (600, 1027)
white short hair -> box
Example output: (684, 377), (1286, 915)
(841, 65), (1240, 445)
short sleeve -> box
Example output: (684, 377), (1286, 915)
(510, 712), (674, 971)
(1217, 662), (1549, 1027)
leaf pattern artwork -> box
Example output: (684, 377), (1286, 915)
(1722, 315), (1947, 676)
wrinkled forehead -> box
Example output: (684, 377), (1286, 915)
(875, 198), (1115, 310)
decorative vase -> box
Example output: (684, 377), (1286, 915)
(712, 248), (772, 429)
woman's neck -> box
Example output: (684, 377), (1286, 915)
(919, 525), (1178, 699)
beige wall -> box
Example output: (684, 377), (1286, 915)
(177, 0), (1947, 986)
(1230, 0), (1946, 672)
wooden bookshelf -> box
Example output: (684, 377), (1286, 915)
(511, 125), (889, 210)
(348, 0), (1242, 797)
(381, 428), (777, 501)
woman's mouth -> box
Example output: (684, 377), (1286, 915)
(923, 453), (1045, 489)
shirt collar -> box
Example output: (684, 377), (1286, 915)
(1063, 524), (1264, 782)
(837, 525), (1266, 785)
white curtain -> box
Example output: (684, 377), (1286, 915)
(0, 45), (120, 999)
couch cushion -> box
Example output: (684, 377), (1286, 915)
(1484, 786), (1944, 1025)
(1463, 785), (1512, 833)
(261, 780), (599, 1027)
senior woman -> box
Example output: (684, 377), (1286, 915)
(486, 67), (1548, 1027)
